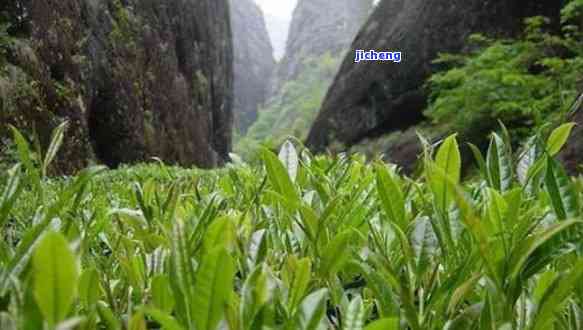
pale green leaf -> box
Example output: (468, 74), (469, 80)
(375, 164), (406, 230)
(436, 134), (461, 184)
(297, 288), (328, 330)
(279, 140), (299, 182)
(192, 247), (235, 330)
(42, 121), (68, 178)
(288, 258), (312, 314)
(532, 261), (583, 330)
(487, 133), (512, 192)
(320, 230), (356, 277)
(364, 318), (399, 330)
(546, 123), (575, 156)
(33, 232), (79, 327)
(78, 268), (101, 311)
(262, 148), (298, 205)
(141, 308), (185, 330)
(544, 158), (580, 220)
(343, 296), (365, 330)
(152, 275), (175, 313)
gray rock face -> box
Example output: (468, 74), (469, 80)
(1, 0), (233, 173)
(306, 0), (562, 152)
(272, 0), (373, 92)
(230, 0), (275, 133)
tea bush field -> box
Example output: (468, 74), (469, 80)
(0, 123), (583, 330)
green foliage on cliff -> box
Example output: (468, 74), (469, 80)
(2, 123), (583, 329)
(236, 53), (341, 158)
(427, 3), (583, 141)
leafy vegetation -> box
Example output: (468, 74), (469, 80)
(1, 119), (583, 329)
(236, 53), (341, 158)
(426, 3), (583, 142)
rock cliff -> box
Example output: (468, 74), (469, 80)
(306, 0), (562, 152)
(230, 0), (275, 133)
(272, 0), (373, 91)
(0, 0), (233, 173)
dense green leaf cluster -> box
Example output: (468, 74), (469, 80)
(426, 3), (583, 142)
(1, 121), (583, 329)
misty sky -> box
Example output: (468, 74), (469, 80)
(255, 0), (297, 19)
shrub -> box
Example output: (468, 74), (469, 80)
(426, 4), (583, 143)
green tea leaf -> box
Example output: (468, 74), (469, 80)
(203, 216), (237, 253)
(33, 232), (79, 327)
(78, 268), (101, 311)
(375, 164), (406, 230)
(320, 230), (356, 277)
(297, 288), (328, 330)
(128, 312), (147, 330)
(364, 318), (399, 330)
(436, 134), (461, 184)
(410, 217), (439, 274)
(508, 220), (581, 282)
(546, 123), (575, 156)
(193, 247), (235, 330)
(429, 135), (462, 219)
(288, 258), (312, 314)
(544, 158), (580, 220)
(262, 148), (298, 205)
(0, 164), (23, 229)
(141, 308), (185, 330)
(9, 125), (41, 193)
(169, 219), (195, 327)
(343, 296), (366, 330)
(279, 140), (299, 183)
(531, 261), (583, 330)
(42, 121), (68, 178)
(97, 302), (122, 330)
(468, 143), (487, 180)
(152, 275), (175, 313)
(487, 133), (513, 192)
(241, 265), (272, 329)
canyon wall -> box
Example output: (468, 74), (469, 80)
(0, 0), (233, 173)
(230, 0), (275, 133)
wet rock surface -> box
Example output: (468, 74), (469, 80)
(1, 0), (233, 173)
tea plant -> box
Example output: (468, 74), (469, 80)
(0, 122), (582, 330)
